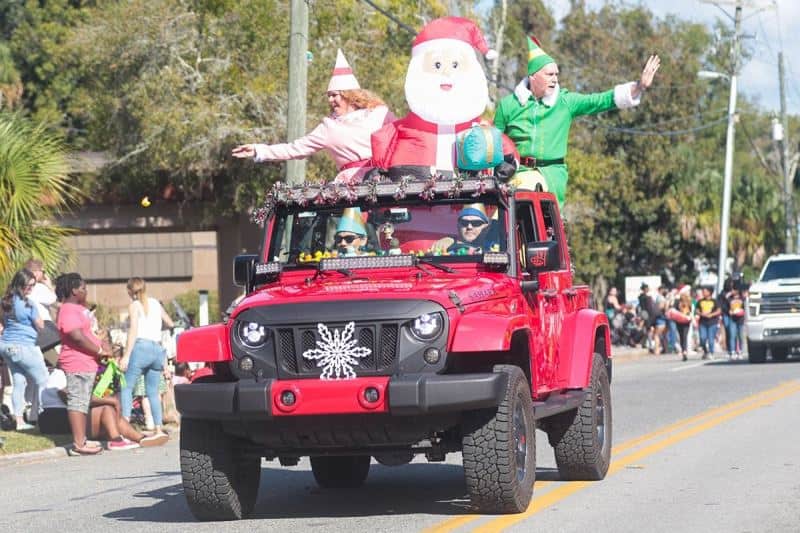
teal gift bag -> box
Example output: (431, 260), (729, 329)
(456, 124), (504, 171)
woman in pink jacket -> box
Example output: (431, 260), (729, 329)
(232, 49), (394, 184)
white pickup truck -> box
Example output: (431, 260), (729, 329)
(746, 254), (800, 363)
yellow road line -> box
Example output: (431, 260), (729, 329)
(423, 380), (800, 533)
(476, 382), (800, 532)
(611, 380), (799, 456)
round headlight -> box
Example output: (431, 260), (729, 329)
(411, 313), (443, 341)
(238, 321), (267, 348)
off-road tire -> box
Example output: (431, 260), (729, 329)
(462, 365), (535, 514)
(310, 455), (371, 488)
(748, 343), (767, 364)
(180, 419), (261, 521)
(547, 353), (611, 481)
(771, 346), (789, 361)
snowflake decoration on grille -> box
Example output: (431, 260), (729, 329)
(302, 322), (372, 380)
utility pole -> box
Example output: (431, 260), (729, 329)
(286, 0), (309, 185)
(778, 51), (794, 253)
(715, 0), (742, 295)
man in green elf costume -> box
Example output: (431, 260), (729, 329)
(494, 36), (660, 206)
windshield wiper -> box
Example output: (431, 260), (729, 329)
(417, 257), (455, 273)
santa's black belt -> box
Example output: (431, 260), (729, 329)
(520, 157), (564, 168)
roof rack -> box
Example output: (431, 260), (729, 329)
(251, 175), (505, 225)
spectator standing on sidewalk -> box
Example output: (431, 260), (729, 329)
(55, 272), (106, 455)
(120, 277), (173, 440)
(23, 258), (59, 422)
(0, 269), (48, 430)
(695, 286), (721, 359)
(726, 288), (746, 359)
(718, 278), (733, 354)
(672, 289), (694, 361)
(604, 287), (623, 321)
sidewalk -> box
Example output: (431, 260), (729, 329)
(611, 345), (650, 363)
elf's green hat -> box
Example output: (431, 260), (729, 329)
(527, 36), (555, 75)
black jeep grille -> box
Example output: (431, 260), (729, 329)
(275, 322), (399, 378)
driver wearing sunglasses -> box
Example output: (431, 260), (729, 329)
(333, 207), (369, 256)
(433, 203), (493, 254)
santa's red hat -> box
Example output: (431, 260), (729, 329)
(327, 49), (360, 92)
(411, 17), (497, 60)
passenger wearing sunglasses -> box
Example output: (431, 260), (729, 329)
(333, 208), (369, 256)
(433, 204), (493, 254)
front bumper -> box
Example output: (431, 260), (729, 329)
(746, 315), (800, 344)
(175, 372), (508, 420)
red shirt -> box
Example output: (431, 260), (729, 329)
(57, 302), (100, 373)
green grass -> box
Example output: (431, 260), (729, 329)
(0, 429), (73, 455)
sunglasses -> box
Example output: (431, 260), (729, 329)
(335, 234), (361, 244)
(458, 218), (487, 229)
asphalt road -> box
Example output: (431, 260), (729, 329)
(2, 352), (799, 533)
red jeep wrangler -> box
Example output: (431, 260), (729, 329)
(175, 177), (612, 520)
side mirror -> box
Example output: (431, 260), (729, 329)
(233, 254), (258, 289)
(525, 241), (560, 274)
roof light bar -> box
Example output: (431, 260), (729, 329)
(320, 254), (416, 271)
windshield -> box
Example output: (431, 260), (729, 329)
(267, 198), (507, 268)
(761, 259), (800, 281)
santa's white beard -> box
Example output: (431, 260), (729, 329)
(405, 61), (488, 125)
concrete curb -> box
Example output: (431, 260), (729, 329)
(0, 444), (70, 468)
(611, 346), (650, 363)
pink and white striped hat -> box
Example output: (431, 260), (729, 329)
(327, 49), (360, 92)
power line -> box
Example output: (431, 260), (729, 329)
(576, 115), (728, 136)
(359, 0), (416, 35)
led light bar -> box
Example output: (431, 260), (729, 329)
(255, 262), (282, 275)
(320, 254), (416, 271)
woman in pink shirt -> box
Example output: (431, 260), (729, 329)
(232, 49), (394, 184)
(55, 273), (107, 455)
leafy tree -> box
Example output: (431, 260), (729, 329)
(551, 2), (781, 290)
(0, 113), (81, 279)
(0, 43), (23, 110)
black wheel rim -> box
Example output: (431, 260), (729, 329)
(513, 399), (528, 482)
(595, 386), (606, 449)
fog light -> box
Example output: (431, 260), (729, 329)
(281, 390), (296, 406)
(363, 387), (380, 403)
(239, 356), (254, 372)
(423, 347), (441, 364)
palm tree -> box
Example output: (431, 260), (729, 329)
(0, 113), (81, 280)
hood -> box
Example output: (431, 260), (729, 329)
(750, 278), (800, 293)
(233, 270), (516, 317)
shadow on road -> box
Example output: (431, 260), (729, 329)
(104, 463), (564, 523)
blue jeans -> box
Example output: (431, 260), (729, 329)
(121, 339), (165, 426)
(698, 323), (718, 355)
(0, 341), (48, 417)
(727, 320), (743, 353)
(667, 320), (678, 351)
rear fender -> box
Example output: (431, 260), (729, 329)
(557, 309), (610, 388)
(176, 324), (233, 363)
(450, 299), (529, 352)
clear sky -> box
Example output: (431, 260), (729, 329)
(546, 0), (799, 116)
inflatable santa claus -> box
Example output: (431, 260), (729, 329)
(371, 17), (516, 180)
